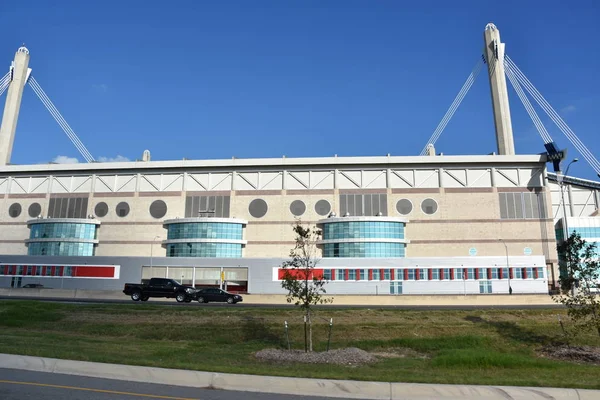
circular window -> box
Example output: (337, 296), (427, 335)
(248, 199), (268, 218)
(28, 203), (42, 218)
(116, 202), (130, 218)
(8, 203), (21, 218)
(396, 199), (413, 215)
(289, 200), (306, 217)
(149, 200), (167, 219)
(314, 200), (331, 216)
(421, 198), (438, 215)
(94, 202), (109, 218)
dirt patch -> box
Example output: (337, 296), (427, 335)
(370, 347), (429, 359)
(539, 345), (600, 366)
(255, 347), (377, 366)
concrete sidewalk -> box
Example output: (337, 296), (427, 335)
(0, 288), (557, 306)
(0, 353), (597, 400)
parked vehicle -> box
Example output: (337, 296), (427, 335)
(22, 283), (45, 288)
(123, 278), (196, 302)
(195, 288), (243, 304)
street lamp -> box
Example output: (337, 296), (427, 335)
(150, 235), (161, 273)
(558, 158), (578, 242)
(498, 239), (512, 295)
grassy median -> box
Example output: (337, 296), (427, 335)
(0, 300), (598, 389)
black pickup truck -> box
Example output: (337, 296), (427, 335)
(123, 278), (197, 303)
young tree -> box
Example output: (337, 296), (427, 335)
(280, 221), (333, 352)
(553, 231), (600, 337)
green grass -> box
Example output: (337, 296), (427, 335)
(0, 301), (599, 388)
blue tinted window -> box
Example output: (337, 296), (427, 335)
(167, 222), (243, 240)
(323, 242), (405, 258)
(166, 242), (242, 258)
(29, 222), (97, 240)
(28, 242), (94, 256)
(322, 221), (405, 240)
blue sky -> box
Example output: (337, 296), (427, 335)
(1, 0), (599, 180)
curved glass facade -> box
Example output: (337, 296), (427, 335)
(30, 223), (97, 240)
(27, 219), (99, 256)
(323, 221), (405, 240)
(166, 243), (242, 257)
(163, 218), (247, 258)
(167, 222), (242, 240)
(318, 217), (407, 258)
(28, 242), (95, 256)
(323, 242), (405, 257)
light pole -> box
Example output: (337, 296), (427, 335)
(499, 239), (512, 295)
(150, 235), (160, 274)
(558, 158), (578, 242)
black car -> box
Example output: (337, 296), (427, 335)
(22, 283), (45, 288)
(195, 288), (243, 304)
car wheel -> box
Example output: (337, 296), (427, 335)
(227, 297), (234, 304)
(175, 293), (186, 303)
(131, 291), (141, 301)
(197, 296), (205, 303)
(141, 296), (149, 302)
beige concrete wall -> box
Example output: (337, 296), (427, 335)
(0, 189), (558, 265)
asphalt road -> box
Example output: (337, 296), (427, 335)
(0, 295), (563, 309)
(0, 368), (365, 400)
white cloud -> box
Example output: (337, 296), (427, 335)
(52, 155), (79, 164)
(561, 105), (576, 114)
(92, 83), (108, 93)
(97, 155), (130, 163)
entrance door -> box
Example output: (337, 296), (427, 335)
(11, 277), (22, 288)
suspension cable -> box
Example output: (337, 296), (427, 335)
(505, 56), (600, 173)
(0, 71), (11, 96)
(503, 62), (553, 144)
(505, 56), (600, 171)
(0, 81), (9, 97)
(28, 80), (94, 163)
(420, 57), (485, 155)
(28, 81), (92, 162)
(28, 77), (95, 162)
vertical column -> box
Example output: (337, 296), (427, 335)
(484, 24), (515, 155)
(0, 47), (31, 165)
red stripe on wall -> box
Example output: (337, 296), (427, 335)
(450, 269), (454, 280)
(390, 269), (395, 280)
(73, 266), (116, 278)
(368, 269), (373, 281)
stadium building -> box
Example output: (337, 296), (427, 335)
(0, 25), (598, 296)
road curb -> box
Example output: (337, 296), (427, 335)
(1, 353), (598, 399)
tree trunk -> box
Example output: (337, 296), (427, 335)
(307, 309), (313, 352)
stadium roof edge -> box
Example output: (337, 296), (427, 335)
(0, 154), (548, 174)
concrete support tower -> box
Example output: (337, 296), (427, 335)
(0, 46), (31, 166)
(484, 24), (515, 155)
